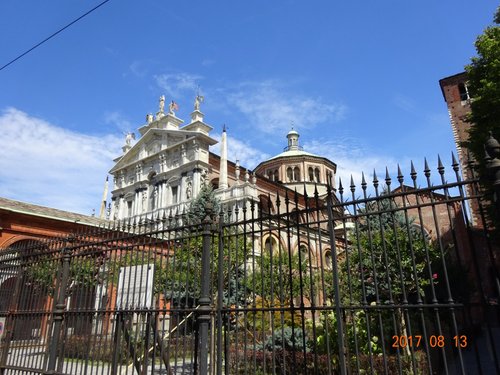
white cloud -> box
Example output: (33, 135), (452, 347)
(212, 133), (270, 170)
(0, 108), (122, 214)
(304, 138), (458, 199)
(226, 80), (347, 135)
(154, 73), (203, 98)
(104, 111), (134, 132)
(304, 139), (404, 197)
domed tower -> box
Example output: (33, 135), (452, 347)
(254, 128), (336, 197)
(286, 128), (300, 150)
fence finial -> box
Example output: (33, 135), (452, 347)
(397, 164), (404, 184)
(451, 152), (459, 171)
(424, 158), (431, 178)
(351, 174), (357, 192)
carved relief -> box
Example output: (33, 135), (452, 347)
(135, 164), (142, 180)
(159, 153), (167, 172)
(200, 169), (208, 185)
(186, 181), (192, 199)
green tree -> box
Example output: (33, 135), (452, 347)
(323, 196), (440, 363)
(245, 250), (317, 333)
(162, 184), (249, 308)
(341, 196), (439, 305)
(187, 183), (220, 224)
(465, 6), (500, 223)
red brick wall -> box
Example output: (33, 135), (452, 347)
(0, 210), (93, 249)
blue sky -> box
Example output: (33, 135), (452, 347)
(0, 1), (497, 214)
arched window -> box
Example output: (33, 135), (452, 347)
(314, 168), (320, 183)
(299, 244), (309, 261)
(264, 236), (279, 254)
(326, 170), (333, 186)
(309, 167), (314, 182)
(299, 244), (312, 271)
(287, 167), (293, 182)
(294, 167), (300, 182)
(274, 170), (279, 182)
(324, 250), (333, 269)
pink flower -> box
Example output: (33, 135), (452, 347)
(432, 273), (438, 280)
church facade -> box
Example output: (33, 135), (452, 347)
(107, 95), (342, 267)
(109, 96), (339, 224)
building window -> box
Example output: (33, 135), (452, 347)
(268, 169), (279, 182)
(127, 201), (133, 216)
(299, 244), (309, 260)
(264, 236), (279, 254)
(324, 250), (332, 269)
(287, 166), (301, 182)
(294, 167), (300, 182)
(314, 168), (320, 183)
(458, 83), (470, 102)
(171, 186), (178, 204)
(309, 167), (314, 182)
(299, 244), (311, 270)
(326, 170), (333, 186)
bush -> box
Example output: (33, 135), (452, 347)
(226, 347), (332, 374)
(259, 326), (308, 352)
(350, 351), (429, 375)
(226, 347), (428, 374)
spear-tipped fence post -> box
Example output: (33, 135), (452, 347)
(197, 202), (213, 375)
(325, 185), (347, 375)
(45, 237), (73, 375)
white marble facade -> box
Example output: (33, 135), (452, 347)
(110, 98), (212, 220)
(109, 97), (258, 221)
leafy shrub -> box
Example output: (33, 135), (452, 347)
(227, 347), (428, 374)
(351, 350), (429, 375)
(259, 325), (308, 352)
(226, 347), (332, 374)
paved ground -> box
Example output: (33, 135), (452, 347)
(3, 328), (500, 374)
(2, 346), (196, 375)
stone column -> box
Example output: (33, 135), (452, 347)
(157, 183), (163, 208)
(219, 127), (228, 189)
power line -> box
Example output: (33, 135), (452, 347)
(0, 0), (112, 72)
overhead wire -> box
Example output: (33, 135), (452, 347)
(0, 0), (112, 72)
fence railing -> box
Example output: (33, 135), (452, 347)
(0, 156), (499, 375)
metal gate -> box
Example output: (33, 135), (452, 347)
(0, 155), (499, 374)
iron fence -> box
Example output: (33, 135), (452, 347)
(0, 156), (499, 375)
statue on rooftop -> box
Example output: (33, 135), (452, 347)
(146, 113), (153, 124)
(125, 132), (135, 146)
(194, 94), (204, 111)
(158, 95), (165, 113)
(169, 100), (179, 114)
